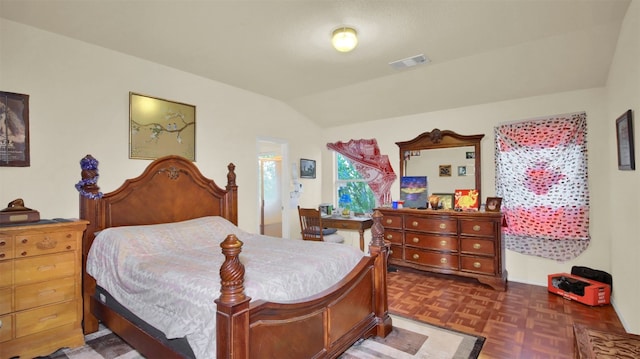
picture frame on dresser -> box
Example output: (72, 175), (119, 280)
(432, 193), (454, 210)
(485, 197), (502, 212)
(0, 91), (30, 167)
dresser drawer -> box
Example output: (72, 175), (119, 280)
(0, 288), (12, 315)
(14, 252), (76, 285)
(405, 216), (457, 235)
(405, 248), (459, 270)
(460, 238), (495, 256)
(0, 261), (12, 287)
(461, 256), (495, 275)
(405, 232), (458, 251)
(15, 300), (78, 338)
(0, 314), (13, 343)
(388, 244), (403, 261)
(460, 219), (495, 237)
(14, 231), (77, 258)
(381, 214), (403, 229)
(0, 236), (13, 260)
(383, 229), (403, 244)
(15, 277), (75, 311)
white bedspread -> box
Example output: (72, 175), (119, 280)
(86, 216), (365, 359)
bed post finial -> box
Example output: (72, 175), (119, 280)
(370, 210), (385, 247)
(218, 234), (247, 303)
(75, 154), (103, 199)
(227, 163), (236, 187)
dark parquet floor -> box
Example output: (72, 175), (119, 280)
(386, 268), (624, 359)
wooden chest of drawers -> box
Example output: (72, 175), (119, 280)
(0, 220), (88, 358)
(377, 208), (506, 290)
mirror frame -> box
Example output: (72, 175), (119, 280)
(396, 129), (485, 202)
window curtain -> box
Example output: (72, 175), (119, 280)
(327, 139), (396, 206)
(495, 112), (589, 261)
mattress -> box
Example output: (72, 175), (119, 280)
(86, 216), (365, 359)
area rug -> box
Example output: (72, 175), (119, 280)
(41, 315), (484, 359)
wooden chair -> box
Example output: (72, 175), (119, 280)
(298, 206), (344, 243)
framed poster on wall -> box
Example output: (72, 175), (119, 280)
(0, 91), (30, 167)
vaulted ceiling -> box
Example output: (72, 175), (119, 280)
(0, 0), (631, 128)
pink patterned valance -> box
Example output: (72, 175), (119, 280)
(327, 139), (396, 206)
(495, 112), (590, 261)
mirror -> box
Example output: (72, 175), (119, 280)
(396, 129), (484, 207)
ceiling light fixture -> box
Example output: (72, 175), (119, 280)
(331, 27), (358, 53)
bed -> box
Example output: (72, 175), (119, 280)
(78, 154), (392, 359)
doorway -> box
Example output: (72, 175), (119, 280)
(257, 139), (289, 238)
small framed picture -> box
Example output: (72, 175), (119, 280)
(439, 164), (451, 177)
(300, 158), (316, 179)
(616, 109), (635, 170)
(457, 166), (467, 176)
(485, 197), (502, 212)
(465, 151), (475, 159)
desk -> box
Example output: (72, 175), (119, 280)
(322, 216), (373, 251)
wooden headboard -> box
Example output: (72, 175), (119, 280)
(77, 154), (238, 333)
(78, 155), (237, 230)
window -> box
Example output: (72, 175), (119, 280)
(336, 153), (376, 213)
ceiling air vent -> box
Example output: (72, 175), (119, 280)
(389, 54), (430, 70)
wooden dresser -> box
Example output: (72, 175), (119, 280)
(377, 208), (507, 290)
(0, 220), (89, 358)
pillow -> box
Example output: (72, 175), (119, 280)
(305, 226), (338, 235)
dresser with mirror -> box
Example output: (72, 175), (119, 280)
(377, 129), (507, 290)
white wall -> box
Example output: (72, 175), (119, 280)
(0, 19), (323, 237)
(605, 0), (640, 334)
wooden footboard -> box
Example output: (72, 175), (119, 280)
(216, 211), (392, 359)
(78, 155), (391, 359)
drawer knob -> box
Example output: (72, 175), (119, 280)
(66, 233), (72, 238)
(412, 237), (419, 243)
(21, 238), (28, 244)
(21, 251), (27, 256)
(67, 245), (72, 250)
(439, 223), (447, 229)
(412, 221), (419, 227)
(0, 253), (4, 258)
(473, 262), (482, 268)
(385, 219), (392, 224)
(0, 240), (5, 246)
(473, 225), (481, 231)
(440, 257), (448, 264)
(412, 254), (419, 260)
(440, 240), (447, 246)
(386, 234), (393, 240)
(473, 243), (481, 249)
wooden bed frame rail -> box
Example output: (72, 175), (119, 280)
(77, 155), (391, 359)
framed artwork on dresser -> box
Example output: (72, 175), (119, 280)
(129, 92), (196, 161)
(0, 91), (30, 167)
